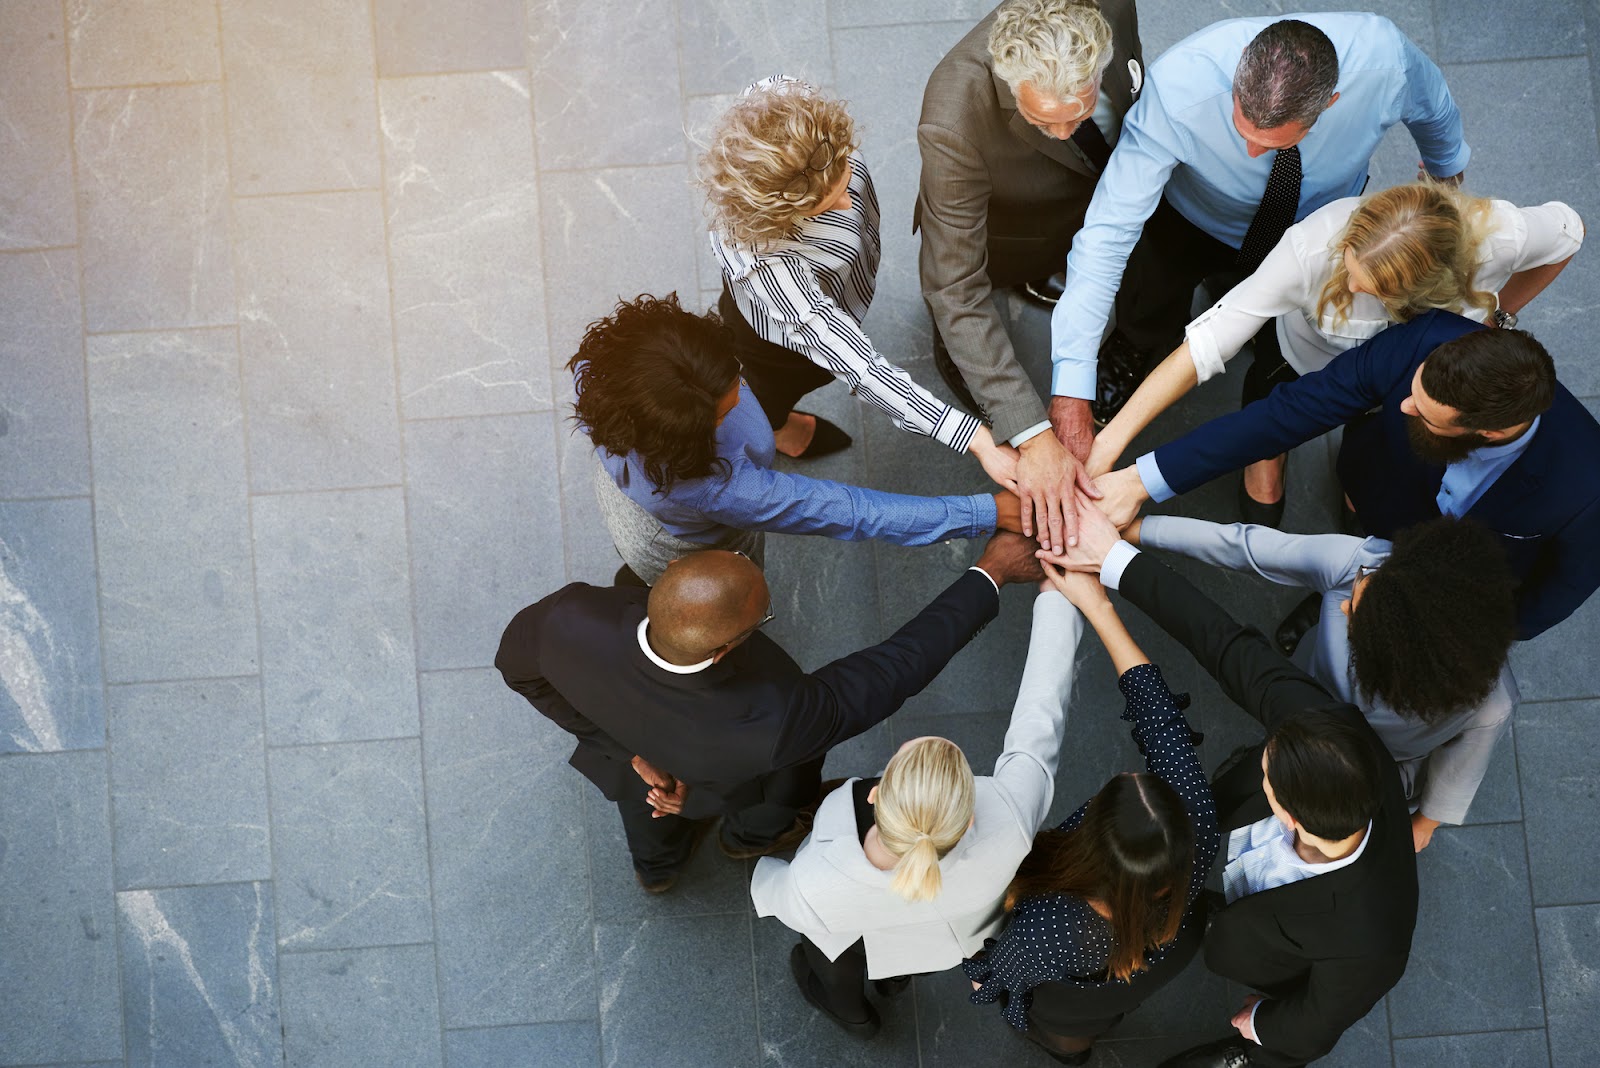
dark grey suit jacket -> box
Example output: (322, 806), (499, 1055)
(915, 0), (1143, 441)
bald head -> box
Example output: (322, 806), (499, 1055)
(647, 551), (769, 663)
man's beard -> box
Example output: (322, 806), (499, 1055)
(1405, 414), (1489, 465)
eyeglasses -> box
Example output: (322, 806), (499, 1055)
(1356, 564), (1382, 581)
(730, 550), (776, 632)
(779, 139), (841, 202)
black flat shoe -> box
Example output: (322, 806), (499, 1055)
(1091, 332), (1151, 427)
(1236, 475), (1285, 528)
(789, 943), (881, 1038)
(1274, 591), (1323, 656)
(791, 413), (852, 459)
(1017, 269), (1066, 307)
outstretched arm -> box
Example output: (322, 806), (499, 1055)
(989, 591), (1086, 832)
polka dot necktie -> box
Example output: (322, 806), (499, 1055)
(1235, 145), (1302, 274)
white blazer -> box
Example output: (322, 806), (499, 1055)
(749, 593), (1083, 979)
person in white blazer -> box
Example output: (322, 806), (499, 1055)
(749, 587), (1084, 1035)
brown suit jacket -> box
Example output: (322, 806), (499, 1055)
(915, 0), (1142, 441)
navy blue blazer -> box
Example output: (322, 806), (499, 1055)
(1152, 310), (1600, 639)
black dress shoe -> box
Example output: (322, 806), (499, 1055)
(1017, 269), (1067, 307)
(1236, 475), (1285, 528)
(791, 413), (852, 459)
(1156, 1035), (1255, 1068)
(789, 943), (881, 1038)
(932, 333), (981, 413)
(1091, 332), (1151, 427)
(1274, 591), (1323, 656)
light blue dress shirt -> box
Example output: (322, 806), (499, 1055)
(596, 382), (997, 546)
(1049, 12), (1470, 399)
(1436, 416), (1540, 516)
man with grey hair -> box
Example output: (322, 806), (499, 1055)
(916, 0), (1143, 556)
(1039, 13), (1467, 542)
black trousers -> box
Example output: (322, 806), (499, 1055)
(616, 757), (824, 880)
(718, 287), (835, 430)
(800, 937), (873, 1019)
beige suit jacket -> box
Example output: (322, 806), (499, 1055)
(915, 0), (1143, 441)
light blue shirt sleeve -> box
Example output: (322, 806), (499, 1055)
(1396, 32), (1471, 178)
(1135, 451), (1177, 503)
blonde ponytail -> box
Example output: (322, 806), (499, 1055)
(874, 738), (976, 903)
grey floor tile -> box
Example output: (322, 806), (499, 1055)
(0, 751), (121, 1065)
(374, 0), (524, 75)
(0, 249), (89, 497)
(1315, 996), (1395, 1068)
(677, 0), (834, 96)
(1388, 822), (1544, 1037)
(1437, 0), (1585, 61)
(108, 678), (271, 889)
(1517, 699), (1600, 906)
(219, 0), (381, 195)
(381, 72), (551, 419)
(268, 739), (434, 951)
(75, 85), (235, 332)
(444, 1021), (600, 1068)
(253, 488), (419, 746)
(117, 882), (282, 1068)
(0, 499), (105, 754)
(66, 0), (220, 87)
(234, 191), (403, 492)
(403, 412), (565, 670)
(87, 329), (259, 682)
(763, 534), (882, 674)
(1537, 904), (1600, 1068)
(829, 0), (990, 28)
(528, 0), (684, 170)
(1511, 591), (1600, 702)
(1393, 1028), (1549, 1068)
(279, 944), (445, 1068)
(0, 1), (74, 249)
(422, 668), (595, 1028)
(537, 165), (701, 365)
(555, 424), (624, 586)
(751, 916), (919, 1067)
(596, 914), (758, 1067)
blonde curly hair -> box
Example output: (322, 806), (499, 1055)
(698, 79), (859, 248)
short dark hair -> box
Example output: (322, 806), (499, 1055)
(1233, 19), (1339, 128)
(568, 293), (740, 495)
(1350, 518), (1516, 724)
(1419, 328), (1556, 430)
(1265, 712), (1385, 840)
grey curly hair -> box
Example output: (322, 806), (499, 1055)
(988, 0), (1114, 107)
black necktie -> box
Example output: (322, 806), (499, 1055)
(1070, 117), (1112, 173)
(1236, 145), (1302, 273)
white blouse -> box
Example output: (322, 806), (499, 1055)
(1186, 197), (1585, 383)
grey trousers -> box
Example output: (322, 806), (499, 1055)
(592, 465), (763, 585)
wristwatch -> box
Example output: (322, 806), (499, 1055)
(1493, 308), (1518, 329)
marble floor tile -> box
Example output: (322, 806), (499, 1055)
(828, 0), (991, 28)
(1315, 997), (1398, 1068)
(421, 668), (595, 1028)
(234, 191), (403, 492)
(528, 0), (685, 170)
(0, 249), (89, 497)
(75, 85), (235, 332)
(1516, 699), (1600, 906)
(268, 739), (434, 951)
(1436, 0), (1585, 62)
(678, 0), (834, 95)
(1393, 1028), (1550, 1068)
(381, 71), (551, 419)
(0, 0), (75, 249)
(0, 499), (105, 754)
(595, 913), (758, 1067)
(87, 329), (259, 682)
(374, 0), (525, 75)
(108, 678), (271, 889)
(555, 423), (624, 587)
(1536, 904), (1600, 1068)
(0, 751), (121, 1065)
(444, 1021), (601, 1068)
(117, 882), (282, 1068)
(253, 488), (419, 746)
(403, 411), (565, 671)
(67, 0), (221, 87)
(1458, 720), (1522, 826)
(220, 0), (382, 196)
(278, 944), (445, 1068)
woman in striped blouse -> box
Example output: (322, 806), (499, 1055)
(699, 76), (1019, 490)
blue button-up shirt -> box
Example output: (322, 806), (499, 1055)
(1437, 416), (1541, 517)
(597, 382), (997, 545)
(1048, 12), (1470, 399)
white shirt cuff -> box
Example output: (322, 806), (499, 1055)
(1248, 999), (1265, 1045)
(1099, 540), (1141, 591)
(967, 565), (1001, 595)
(1007, 420), (1052, 449)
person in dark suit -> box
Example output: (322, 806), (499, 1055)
(495, 535), (1044, 893)
(1093, 311), (1600, 640)
(1046, 504), (1417, 1068)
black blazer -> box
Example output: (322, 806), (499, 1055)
(1151, 309), (1600, 639)
(495, 570), (999, 821)
(1117, 551), (1418, 1066)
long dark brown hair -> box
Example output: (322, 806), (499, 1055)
(1004, 772), (1194, 982)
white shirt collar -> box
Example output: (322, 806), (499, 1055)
(637, 618), (713, 674)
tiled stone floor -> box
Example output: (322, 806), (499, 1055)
(1, 1), (1597, 1065)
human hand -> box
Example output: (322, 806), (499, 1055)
(1016, 423), (1100, 555)
(969, 424), (1020, 492)
(1092, 466), (1149, 529)
(647, 779), (690, 818)
(1036, 492), (1122, 571)
(974, 530), (1047, 588)
(994, 491), (1023, 534)
(1085, 431), (1125, 479)
(1411, 812), (1441, 852)
(1418, 161), (1465, 188)
(1041, 559), (1110, 611)
(1231, 995), (1264, 1044)
(631, 755), (673, 790)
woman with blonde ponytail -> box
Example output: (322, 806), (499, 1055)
(1089, 181), (1583, 524)
(750, 588), (1086, 1037)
